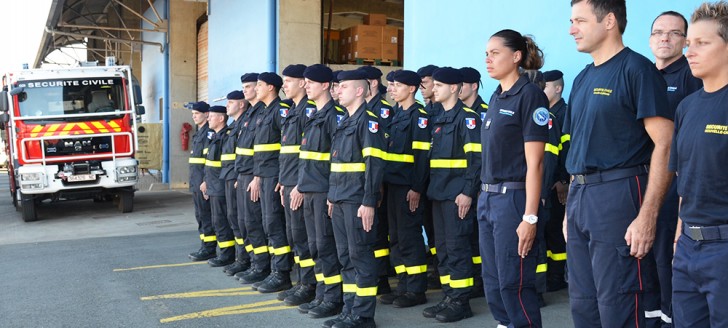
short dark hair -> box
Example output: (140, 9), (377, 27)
(571, 0), (628, 34)
(652, 11), (689, 35)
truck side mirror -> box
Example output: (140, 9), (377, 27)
(0, 112), (9, 129)
(0, 91), (7, 112)
(133, 85), (142, 105)
(136, 105), (145, 115)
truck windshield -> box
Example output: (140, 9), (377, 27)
(15, 77), (127, 121)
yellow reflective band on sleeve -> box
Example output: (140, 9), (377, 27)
(356, 286), (378, 297)
(374, 248), (390, 258)
(405, 265), (428, 275)
(236, 147), (254, 156)
(280, 145), (301, 154)
(221, 154), (236, 161)
(430, 247), (437, 255)
(430, 159), (467, 169)
(412, 141), (431, 151)
(205, 160), (222, 168)
(218, 240), (235, 248)
(235, 237), (245, 245)
(269, 245), (292, 255)
(299, 258), (315, 267)
(253, 143), (282, 152)
(245, 245), (254, 252)
(536, 263), (548, 273)
(545, 143), (560, 156)
(316, 273), (325, 282)
(189, 157), (205, 164)
(331, 163), (366, 172)
(324, 274), (343, 284)
(394, 265), (406, 274)
(463, 143), (482, 153)
(547, 250), (567, 261)
(561, 134), (571, 144)
(343, 283), (357, 293)
(203, 148), (209, 155)
(472, 256), (482, 264)
(252, 245), (269, 254)
(449, 277), (474, 288)
(440, 275), (451, 285)
(385, 152), (414, 163)
(362, 147), (387, 159)
(294, 256), (300, 263)
(300, 151), (331, 161)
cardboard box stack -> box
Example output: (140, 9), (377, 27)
(338, 13), (403, 64)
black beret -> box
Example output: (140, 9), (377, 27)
(385, 70), (397, 82)
(185, 101), (209, 112)
(331, 70), (342, 83)
(226, 90), (244, 100)
(208, 105), (227, 113)
(258, 72), (283, 88)
(303, 64), (333, 83)
(417, 64), (439, 78)
(432, 67), (464, 84)
(393, 70), (421, 87)
(543, 70), (564, 82)
(337, 69), (368, 82)
(240, 73), (259, 83)
(282, 64), (306, 78)
(459, 67), (481, 84)
(358, 66), (382, 79)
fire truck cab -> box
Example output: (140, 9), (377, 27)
(0, 65), (144, 222)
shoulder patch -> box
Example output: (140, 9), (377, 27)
(532, 107), (550, 126)
(380, 107), (391, 119)
(418, 117), (428, 129)
(367, 110), (378, 118)
(368, 120), (379, 133)
(465, 117), (477, 130)
(280, 107), (289, 118)
(462, 107), (476, 114)
(305, 106), (316, 118)
(206, 131), (214, 139)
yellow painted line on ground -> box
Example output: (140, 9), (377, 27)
(113, 261), (208, 272)
(141, 287), (255, 300)
(159, 300), (293, 323)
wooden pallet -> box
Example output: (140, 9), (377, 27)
(348, 58), (400, 66)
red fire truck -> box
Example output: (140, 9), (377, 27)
(0, 65), (145, 222)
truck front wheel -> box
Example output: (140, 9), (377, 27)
(21, 194), (37, 222)
(117, 189), (134, 213)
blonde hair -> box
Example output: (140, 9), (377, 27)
(692, 1), (728, 42)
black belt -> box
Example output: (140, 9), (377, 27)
(481, 182), (526, 194)
(683, 223), (728, 241)
(572, 165), (648, 185)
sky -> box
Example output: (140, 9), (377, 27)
(0, 0), (54, 73)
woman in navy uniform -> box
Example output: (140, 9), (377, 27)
(478, 29), (549, 328)
(187, 101), (216, 261)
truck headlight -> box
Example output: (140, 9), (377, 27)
(117, 166), (137, 175)
(20, 173), (42, 181)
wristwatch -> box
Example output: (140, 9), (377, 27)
(523, 214), (538, 225)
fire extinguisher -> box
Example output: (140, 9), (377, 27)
(181, 122), (192, 151)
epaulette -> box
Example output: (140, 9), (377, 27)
(366, 110), (378, 118)
(481, 103), (489, 109)
(307, 99), (316, 105)
(279, 102), (291, 108)
(381, 100), (392, 107)
(335, 106), (345, 112)
(415, 99), (424, 105)
(462, 107), (476, 114)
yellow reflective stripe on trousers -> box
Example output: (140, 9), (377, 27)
(356, 286), (378, 297)
(430, 159), (467, 168)
(536, 263), (548, 273)
(205, 160), (222, 167)
(245, 245), (254, 252)
(385, 152), (414, 163)
(430, 247), (437, 255)
(189, 157), (205, 164)
(218, 240), (235, 248)
(299, 151), (330, 161)
(545, 143), (560, 156)
(252, 245), (269, 254)
(374, 248), (390, 258)
(394, 265), (406, 274)
(280, 145), (300, 154)
(203, 148), (209, 155)
(449, 277), (474, 288)
(343, 283), (357, 293)
(316, 273), (325, 282)
(547, 250), (567, 261)
(254, 143), (281, 152)
(324, 274), (343, 284)
(405, 265), (428, 275)
(200, 234), (217, 242)
(236, 147), (254, 156)
(412, 141), (431, 151)
(331, 163), (366, 172)
(269, 245), (292, 255)
(463, 143), (482, 153)
(362, 147), (386, 159)
(235, 237), (245, 245)
(299, 258), (315, 267)
(440, 275), (451, 285)
(221, 154), (236, 161)
(472, 256), (482, 264)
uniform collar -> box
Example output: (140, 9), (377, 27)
(472, 95), (486, 110)
(264, 97), (282, 110)
(550, 98), (566, 113)
(439, 99), (464, 119)
(660, 55), (689, 74)
(368, 92), (383, 107)
(346, 102), (368, 124)
(495, 75), (530, 99)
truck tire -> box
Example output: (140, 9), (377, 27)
(11, 189), (18, 210)
(21, 194), (37, 222)
(117, 190), (133, 213)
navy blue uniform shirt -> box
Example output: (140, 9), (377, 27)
(204, 125), (228, 197)
(481, 75), (550, 184)
(279, 97), (314, 187)
(661, 56), (703, 114)
(550, 98), (570, 183)
(253, 97), (289, 178)
(564, 47), (671, 174)
(473, 95), (489, 123)
(189, 122), (211, 191)
(669, 84), (728, 226)
(297, 99), (346, 193)
(220, 116), (244, 181)
(383, 101), (431, 193)
(235, 102), (264, 175)
(368, 92), (395, 131)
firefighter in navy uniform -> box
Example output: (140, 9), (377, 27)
(297, 65), (346, 322)
(326, 69), (386, 328)
(200, 105), (236, 267)
(378, 70), (430, 308)
(422, 67), (481, 323)
(357, 65), (394, 296)
(277, 64), (317, 306)
(235, 73), (271, 284)
(220, 90), (251, 276)
(250, 72), (294, 293)
(187, 101), (217, 261)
